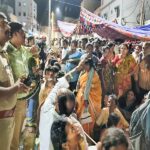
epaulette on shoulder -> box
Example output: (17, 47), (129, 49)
(5, 43), (14, 53)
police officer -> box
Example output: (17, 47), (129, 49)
(5, 22), (35, 150)
(0, 12), (27, 150)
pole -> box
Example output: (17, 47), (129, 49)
(140, 0), (145, 25)
(48, 0), (51, 46)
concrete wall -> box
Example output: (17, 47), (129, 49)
(81, 0), (101, 12)
(94, 0), (150, 27)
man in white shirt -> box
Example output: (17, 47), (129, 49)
(39, 59), (85, 150)
(61, 39), (69, 72)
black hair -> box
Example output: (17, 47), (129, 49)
(51, 120), (67, 150)
(84, 58), (94, 69)
(27, 36), (34, 44)
(105, 92), (112, 96)
(114, 39), (125, 45)
(51, 66), (60, 73)
(57, 89), (76, 116)
(49, 59), (58, 66)
(101, 128), (128, 150)
(44, 66), (51, 75)
(9, 22), (23, 36)
(63, 39), (69, 45)
(125, 89), (136, 100)
(57, 71), (65, 78)
(107, 113), (120, 128)
(107, 42), (115, 48)
(44, 66), (54, 74)
(71, 40), (78, 47)
(54, 62), (61, 70)
(85, 42), (93, 49)
(82, 38), (88, 43)
(102, 46), (110, 54)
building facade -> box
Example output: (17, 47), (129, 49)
(0, 0), (14, 19)
(15, 0), (37, 31)
(94, 0), (150, 27)
(81, 0), (101, 12)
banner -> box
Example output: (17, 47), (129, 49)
(57, 20), (77, 37)
(80, 7), (150, 41)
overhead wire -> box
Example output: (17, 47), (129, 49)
(54, 0), (81, 8)
(123, 0), (140, 18)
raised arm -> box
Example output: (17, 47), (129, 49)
(42, 55), (88, 112)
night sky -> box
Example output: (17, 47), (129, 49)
(35, 0), (82, 26)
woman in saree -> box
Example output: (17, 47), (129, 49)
(76, 58), (102, 137)
(112, 44), (137, 97)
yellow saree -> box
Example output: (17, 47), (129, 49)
(76, 71), (102, 136)
(113, 54), (137, 95)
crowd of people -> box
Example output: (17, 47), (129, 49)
(0, 11), (150, 150)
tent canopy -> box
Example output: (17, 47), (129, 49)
(79, 7), (150, 41)
(57, 8), (150, 41)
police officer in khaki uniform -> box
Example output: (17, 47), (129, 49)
(5, 22), (35, 150)
(0, 12), (27, 150)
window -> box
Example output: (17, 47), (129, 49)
(114, 6), (120, 18)
(98, 0), (102, 6)
(23, 12), (26, 16)
(23, 3), (26, 6)
(18, 12), (21, 16)
(18, 2), (21, 6)
(104, 13), (108, 20)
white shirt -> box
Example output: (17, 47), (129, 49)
(39, 77), (69, 150)
(61, 48), (69, 72)
(62, 47), (69, 59)
(88, 146), (97, 150)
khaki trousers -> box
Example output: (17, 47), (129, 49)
(0, 117), (15, 150)
(11, 100), (27, 150)
(23, 128), (36, 150)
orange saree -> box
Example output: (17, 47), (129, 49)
(76, 70), (102, 136)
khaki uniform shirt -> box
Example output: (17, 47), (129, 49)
(5, 42), (32, 99)
(0, 46), (16, 111)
